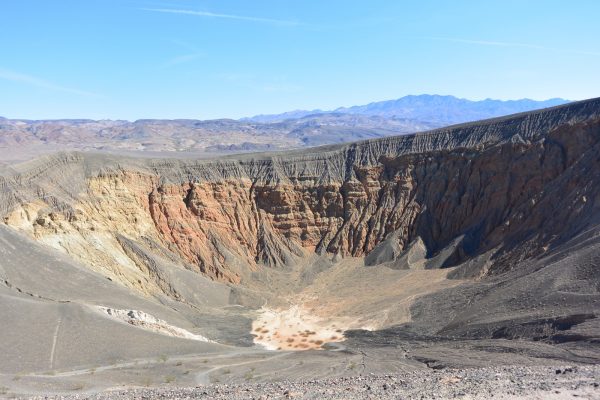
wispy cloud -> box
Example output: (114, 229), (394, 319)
(170, 39), (202, 53)
(160, 53), (203, 68)
(216, 72), (303, 93)
(260, 83), (303, 93)
(0, 67), (100, 97)
(141, 8), (299, 26)
(216, 72), (255, 82)
(158, 40), (204, 69)
(429, 37), (600, 56)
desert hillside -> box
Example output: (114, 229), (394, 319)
(1, 99), (599, 396)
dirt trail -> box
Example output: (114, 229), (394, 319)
(49, 317), (62, 370)
(194, 352), (291, 385)
(10, 349), (269, 380)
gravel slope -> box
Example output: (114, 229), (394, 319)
(27, 365), (600, 400)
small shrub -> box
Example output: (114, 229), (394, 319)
(72, 383), (85, 391)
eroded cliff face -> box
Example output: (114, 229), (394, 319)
(2, 99), (600, 297)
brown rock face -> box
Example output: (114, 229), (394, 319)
(141, 119), (600, 278)
(2, 99), (600, 290)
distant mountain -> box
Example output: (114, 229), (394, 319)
(243, 94), (570, 125)
(0, 94), (572, 164)
(242, 109), (324, 123)
(0, 113), (437, 163)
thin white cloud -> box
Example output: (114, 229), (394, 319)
(215, 72), (255, 82)
(170, 39), (202, 53)
(429, 37), (600, 56)
(260, 83), (303, 93)
(215, 72), (302, 93)
(141, 7), (299, 26)
(161, 53), (203, 68)
(0, 67), (100, 97)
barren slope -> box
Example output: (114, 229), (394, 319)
(0, 99), (599, 396)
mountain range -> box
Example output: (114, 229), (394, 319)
(244, 94), (569, 124)
(0, 95), (570, 164)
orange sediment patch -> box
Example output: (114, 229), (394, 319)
(251, 260), (463, 351)
(251, 305), (351, 351)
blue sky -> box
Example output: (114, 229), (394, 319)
(1, 0), (599, 120)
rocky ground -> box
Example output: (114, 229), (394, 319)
(25, 365), (600, 400)
(2, 100), (600, 399)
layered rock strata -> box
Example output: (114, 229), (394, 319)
(1, 99), (599, 296)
